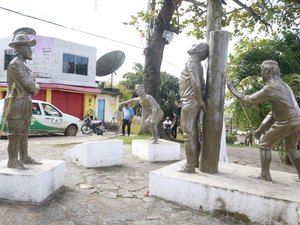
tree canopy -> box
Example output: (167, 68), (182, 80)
(131, 0), (300, 40)
(119, 63), (180, 117)
(225, 32), (300, 130)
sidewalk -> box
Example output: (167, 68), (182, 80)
(0, 134), (262, 225)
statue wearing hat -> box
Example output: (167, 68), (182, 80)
(4, 27), (40, 169)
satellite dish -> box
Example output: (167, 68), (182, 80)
(96, 50), (125, 77)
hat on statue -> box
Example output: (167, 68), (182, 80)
(9, 27), (36, 49)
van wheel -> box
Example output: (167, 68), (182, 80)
(65, 125), (78, 136)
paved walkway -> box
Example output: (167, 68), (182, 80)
(0, 134), (278, 225)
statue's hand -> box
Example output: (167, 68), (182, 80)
(227, 80), (235, 91)
(254, 129), (262, 140)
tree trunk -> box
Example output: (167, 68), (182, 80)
(143, 0), (178, 101)
(200, 0), (228, 173)
(206, 0), (222, 39)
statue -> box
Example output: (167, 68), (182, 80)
(179, 43), (209, 173)
(3, 28), (40, 169)
(227, 60), (300, 181)
(119, 84), (163, 144)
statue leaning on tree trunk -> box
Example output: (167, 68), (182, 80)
(3, 28), (40, 169)
(119, 84), (163, 144)
(227, 60), (300, 181)
(179, 43), (209, 173)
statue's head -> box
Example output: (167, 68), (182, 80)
(9, 31), (36, 49)
(9, 28), (36, 60)
(135, 84), (145, 96)
(187, 43), (209, 60)
(261, 60), (280, 82)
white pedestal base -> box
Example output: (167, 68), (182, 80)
(149, 160), (300, 225)
(0, 159), (65, 203)
(132, 139), (180, 162)
(63, 140), (123, 168)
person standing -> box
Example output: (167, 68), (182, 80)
(4, 28), (40, 169)
(179, 43), (209, 173)
(122, 103), (134, 136)
(171, 112), (178, 138)
(227, 60), (300, 181)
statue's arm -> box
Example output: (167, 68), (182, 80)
(254, 112), (274, 139)
(227, 80), (269, 106)
(189, 66), (203, 103)
(119, 97), (139, 107)
(9, 61), (39, 96)
(227, 80), (249, 104)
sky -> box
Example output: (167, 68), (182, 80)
(0, 0), (200, 84)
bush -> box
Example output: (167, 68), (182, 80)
(226, 133), (237, 144)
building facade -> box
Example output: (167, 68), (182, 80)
(0, 35), (119, 121)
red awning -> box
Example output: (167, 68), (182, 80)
(0, 83), (101, 94)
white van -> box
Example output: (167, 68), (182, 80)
(0, 99), (82, 136)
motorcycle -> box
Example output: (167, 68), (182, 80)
(81, 117), (106, 135)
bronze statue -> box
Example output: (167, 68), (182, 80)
(179, 43), (209, 173)
(119, 84), (163, 144)
(4, 28), (40, 169)
(227, 60), (300, 181)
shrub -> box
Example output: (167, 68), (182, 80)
(226, 133), (237, 144)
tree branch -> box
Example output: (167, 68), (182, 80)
(183, 0), (207, 8)
(231, 0), (271, 29)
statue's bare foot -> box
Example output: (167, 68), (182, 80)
(7, 160), (26, 170)
(177, 165), (195, 173)
(259, 172), (272, 181)
(152, 140), (158, 144)
(21, 157), (42, 165)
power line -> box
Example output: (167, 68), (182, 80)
(0, 5), (182, 73)
(0, 5), (143, 50)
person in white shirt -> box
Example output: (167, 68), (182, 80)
(163, 117), (172, 132)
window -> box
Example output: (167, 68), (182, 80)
(4, 49), (15, 70)
(62, 53), (88, 75)
(32, 103), (42, 115)
(42, 103), (62, 117)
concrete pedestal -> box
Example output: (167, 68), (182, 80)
(63, 140), (123, 168)
(0, 159), (65, 203)
(149, 160), (300, 225)
(132, 139), (180, 162)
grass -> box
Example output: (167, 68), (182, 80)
(111, 134), (152, 145)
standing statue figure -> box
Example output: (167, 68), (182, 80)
(3, 28), (40, 169)
(227, 60), (300, 181)
(179, 43), (209, 173)
(119, 84), (163, 144)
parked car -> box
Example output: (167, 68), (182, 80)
(0, 99), (82, 136)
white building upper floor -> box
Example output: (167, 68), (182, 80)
(0, 35), (98, 88)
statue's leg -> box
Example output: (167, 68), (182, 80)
(259, 125), (285, 181)
(260, 148), (272, 181)
(194, 112), (202, 168)
(7, 119), (25, 169)
(284, 133), (300, 179)
(151, 123), (158, 144)
(179, 102), (200, 173)
(20, 117), (41, 164)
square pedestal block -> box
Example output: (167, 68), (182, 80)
(132, 139), (180, 162)
(0, 159), (65, 203)
(64, 140), (123, 168)
(149, 160), (300, 225)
